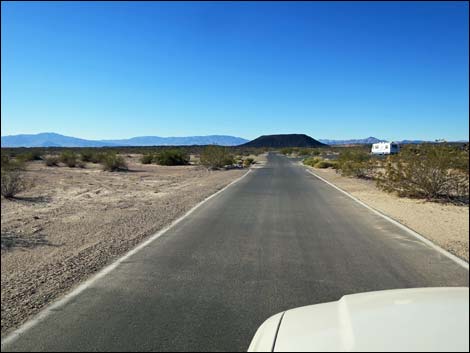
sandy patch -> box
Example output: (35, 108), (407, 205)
(1, 159), (246, 335)
(307, 166), (469, 262)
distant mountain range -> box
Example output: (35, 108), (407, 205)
(1, 133), (466, 148)
(0, 133), (249, 147)
(318, 137), (385, 145)
(242, 134), (327, 148)
(318, 137), (468, 145)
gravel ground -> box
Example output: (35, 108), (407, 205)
(307, 166), (469, 262)
(1, 157), (247, 335)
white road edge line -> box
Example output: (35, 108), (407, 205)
(1, 169), (253, 347)
(305, 168), (469, 271)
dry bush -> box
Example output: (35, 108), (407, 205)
(80, 150), (94, 162)
(315, 160), (337, 169)
(155, 149), (189, 166)
(59, 151), (78, 167)
(298, 148), (311, 156)
(90, 152), (107, 164)
(303, 157), (321, 167)
(311, 149), (321, 156)
(303, 157), (337, 169)
(336, 150), (374, 178)
(280, 148), (294, 155)
(243, 158), (255, 167)
(376, 145), (469, 202)
(200, 146), (234, 169)
(101, 153), (128, 171)
(44, 156), (59, 167)
(140, 153), (154, 164)
(17, 151), (42, 162)
(1, 169), (28, 198)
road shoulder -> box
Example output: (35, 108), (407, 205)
(305, 166), (469, 263)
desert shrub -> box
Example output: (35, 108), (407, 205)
(101, 153), (128, 171)
(451, 148), (470, 174)
(304, 157), (337, 169)
(280, 148), (294, 155)
(1, 154), (10, 169)
(140, 153), (155, 164)
(303, 157), (322, 167)
(155, 149), (190, 166)
(200, 146), (234, 169)
(315, 160), (337, 169)
(298, 149), (311, 156)
(17, 151), (42, 162)
(1, 155), (25, 171)
(376, 145), (469, 201)
(1, 169), (28, 198)
(90, 152), (107, 164)
(59, 151), (78, 167)
(76, 160), (86, 168)
(44, 156), (59, 167)
(339, 160), (373, 178)
(80, 150), (94, 162)
(336, 150), (373, 178)
(311, 149), (321, 156)
(1, 155), (13, 170)
(243, 158), (255, 167)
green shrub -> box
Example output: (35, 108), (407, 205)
(280, 148), (294, 155)
(376, 145), (469, 201)
(304, 157), (337, 169)
(311, 149), (321, 156)
(140, 153), (155, 164)
(155, 149), (190, 166)
(315, 160), (337, 169)
(336, 150), (372, 178)
(303, 157), (321, 167)
(80, 150), (94, 162)
(1, 154), (10, 169)
(17, 151), (42, 162)
(101, 153), (128, 171)
(1, 156), (25, 171)
(298, 149), (311, 156)
(243, 158), (255, 167)
(59, 151), (78, 167)
(44, 156), (59, 167)
(2, 154), (14, 170)
(90, 152), (107, 164)
(200, 146), (234, 169)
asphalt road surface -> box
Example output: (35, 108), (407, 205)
(2, 153), (468, 352)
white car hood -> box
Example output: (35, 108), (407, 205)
(248, 287), (469, 352)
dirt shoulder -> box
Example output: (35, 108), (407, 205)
(307, 166), (469, 263)
(1, 158), (247, 335)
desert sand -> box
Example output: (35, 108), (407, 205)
(1, 157), (247, 334)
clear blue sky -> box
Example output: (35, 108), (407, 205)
(1, 1), (469, 141)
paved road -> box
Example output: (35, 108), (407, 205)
(2, 153), (468, 352)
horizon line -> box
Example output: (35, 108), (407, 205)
(1, 131), (469, 143)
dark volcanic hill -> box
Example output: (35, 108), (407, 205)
(241, 134), (327, 148)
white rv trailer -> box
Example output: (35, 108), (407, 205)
(371, 141), (400, 155)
